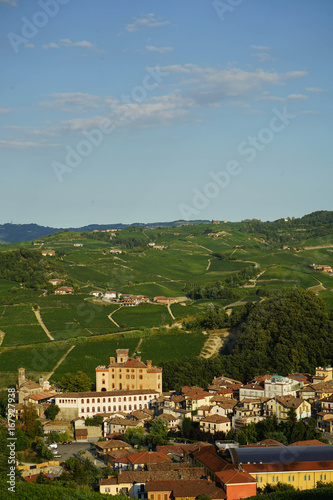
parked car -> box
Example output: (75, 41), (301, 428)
(53, 453), (62, 458)
(67, 441), (72, 445)
(47, 443), (57, 449)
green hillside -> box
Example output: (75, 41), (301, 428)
(0, 211), (332, 388)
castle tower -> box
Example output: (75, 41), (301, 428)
(18, 367), (25, 387)
(116, 349), (129, 364)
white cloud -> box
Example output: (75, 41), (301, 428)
(0, 0), (17, 6)
(25, 43), (35, 49)
(251, 52), (273, 62)
(39, 92), (101, 112)
(126, 13), (170, 33)
(0, 139), (51, 149)
(287, 93), (308, 100)
(42, 39), (96, 50)
(145, 45), (173, 54)
(0, 108), (11, 114)
(42, 42), (60, 50)
(250, 45), (270, 50)
(305, 87), (326, 93)
(257, 91), (308, 102)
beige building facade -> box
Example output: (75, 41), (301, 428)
(96, 349), (162, 394)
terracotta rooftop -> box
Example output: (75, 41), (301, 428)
(216, 468), (257, 485)
(145, 480), (226, 499)
(289, 440), (326, 447)
(94, 439), (130, 449)
(201, 415), (230, 424)
(128, 451), (172, 465)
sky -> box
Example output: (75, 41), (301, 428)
(0, 0), (332, 227)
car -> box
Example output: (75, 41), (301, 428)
(47, 443), (57, 449)
(62, 441), (67, 445)
(53, 453), (62, 458)
(67, 441), (72, 445)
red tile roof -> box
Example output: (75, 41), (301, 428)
(216, 468), (257, 484)
(289, 440), (326, 447)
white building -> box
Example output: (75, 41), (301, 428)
(54, 389), (159, 421)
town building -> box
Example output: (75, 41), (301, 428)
(54, 388), (159, 421)
(95, 349), (162, 393)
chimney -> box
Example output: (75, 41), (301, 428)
(147, 360), (152, 368)
(136, 356), (141, 362)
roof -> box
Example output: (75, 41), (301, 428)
(145, 480), (226, 499)
(26, 391), (57, 401)
(100, 467), (206, 485)
(276, 396), (307, 409)
(94, 440), (130, 449)
(55, 389), (158, 398)
(128, 451), (172, 465)
(243, 460), (333, 474)
(108, 417), (140, 427)
(232, 445), (333, 465)
(244, 439), (285, 448)
(289, 440), (326, 447)
(201, 415), (230, 424)
(192, 446), (229, 473)
(216, 468), (257, 485)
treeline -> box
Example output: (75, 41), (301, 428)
(184, 305), (229, 330)
(0, 249), (61, 289)
(161, 289), (333, 389)
(241, 210), (333, 245)
(184, 265), (256, 300)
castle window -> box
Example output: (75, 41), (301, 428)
(113, 406), (116, 411)
(144, 396), (147, 400)
(81, 399), (84, 404)
(113, 398), (116, 402)
(124, 405), (127, 411)
(134, 397), (137, 401)
(131, 375), (135, 379)
(126, 369), (129, 372)
(97, 398), (100, 403)
(108, 406), (111, 411)
(87, 399), (90, 403)
(119, 405), (121, 411)
(129, 397), (131, 401)
(134, 405), (137, 410)
(108, 398), (111, 402)
(118, 397), (121, 402)
(103, 407), (106, 412)
(139, 369), (142, 373)
(126, 375), (130, 379)
(131, 369), (134, 373)
(103, 398), (106, 403)
(139, 396), (142, 401)
(92, 399), (95, 403)
(139, 375), (143, 380)
(92, 407), (95, 412)
(86, 408), (90, 412)
(97, 407), (100, 412)
(124, 397), (126, 402)
(129, 405), (132, 410)
(102, 380), (105, 384)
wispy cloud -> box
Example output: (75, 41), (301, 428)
(39, 92), (101, 112)
(145, 45), (173, 54)
(25, 43), (35, 49)
(0, 0), (17, 6)
(126, 13), (170, 33)
(257, 91), (308, 102)
(0, 139), (57, 149)
(42, 39), (97, 50)
(305, 87), (327, 93)
(251, 52), (273, 62)
(0, 108), (11, 114)
(250, 45), (270, 51)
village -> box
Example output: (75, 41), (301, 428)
(13, 349), (333, 499)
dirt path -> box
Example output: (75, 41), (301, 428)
(302, 244), (333, 250)
(167, 303), (175, 320)
(307, 275), (325, 294)
(133, 338), (143, 356)
(45, 345), (76, 380)
(206, 259), (212, 271)
(108, 307), (122, 328)
(0, 330), (5, 346)
(32, 306), (54, 341)
(196, 244), (213, 253)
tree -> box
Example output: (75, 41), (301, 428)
(22, 404), (40, 436)
(58, 371), (92, 392)
(148, 417), (169, 446)
(85, 415), (104, 427)
(124, 426), (145, 447)
(45, 404), (60, 421)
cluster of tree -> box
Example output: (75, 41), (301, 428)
(184, 305), (228, 330)
(184, 266), (256, 300)
(57, 371), (92, 392)
(85, 415), (104, 427)
(124, 418), (170, 448)
(184, 281), (243, 301)
(247, 483), (333, 499)
(225, 410), (326, 447)
(241, 210), (333, 245)
(0, 248), (62, 289)
(112, 233), (147, 249)
(162, 289), (333, 389)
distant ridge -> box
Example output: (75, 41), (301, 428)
(0, 220), (211, 244)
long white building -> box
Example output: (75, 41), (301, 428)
(54, 389), (159, 421)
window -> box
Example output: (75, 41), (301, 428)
(134, 397), (137, 401)
(304, 476), (306, 481)
(118, 397), (121, 402)
(102, 380), (105, 384)
(288, 476), (290, 482)
(108, 406), (111, 411)
(113, 406), (116, 411)
(292, 476), (294, 482)
(103, 406), (106, 412)
(92, 407), (95, 412)
(81, 408), (84, 413)
(272, 477), (274, 482)
(92, 398), (95, 403)
(124, 405), (127, 411)
(144, 396), (147, 400)
(108, 398), (111, 402)
(324, 475), (326, 480)
(119, 405), (121, 411)
(139, 375), (143, 380)
(87, 407), (89, 412)
(113, 397), (116, 402)
(308, 475), (310, 481)
(131, 375), (135, 379)
(126, 369), (129, 372)
(320, 475), (322, 480)
(103, 398), (106, 403)
(260, 477), (262, 483)
(97, 406), (100, 412)
(129, 405), (132, 410)
(97, 398), (100, 403)
(129, 397), (132, 401)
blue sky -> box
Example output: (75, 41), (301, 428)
(0, 0), (332, 226)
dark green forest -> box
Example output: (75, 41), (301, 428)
(162, 289), (333, 389)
